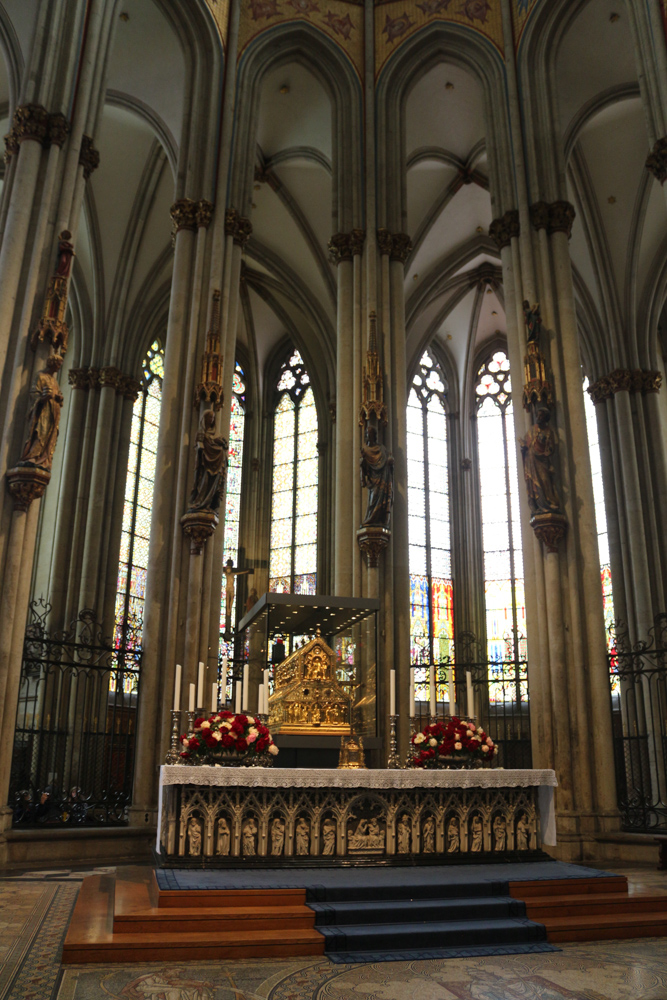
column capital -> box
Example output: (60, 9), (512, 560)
(79, 135), (100, 179)
(547, 200), (576, 237)
(489, 210), (519, 250)
(587, 368), (663, 403)
(171, 198), (198, 239)
(389, 232), (412, 263)
(3, 104), (50, 161)
(68, 366), (99, 391)
(196, 199), (214, 229)
(225, 207), (252, 245)
(48, 113), (69, 148)
(646, 136), (667, 184)
(328, 230), (365, 264)
(376, 228), (393, 256)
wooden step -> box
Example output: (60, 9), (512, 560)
(542, 910), (667, 943)
(63, 869), (324, 964)
(525, 892), (667, 920)
(157, 886), (307, 908)
(509, 876), (628, 898)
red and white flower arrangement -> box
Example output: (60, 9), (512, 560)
(180, 711), (279, 761)
(411, 716), (497, 768)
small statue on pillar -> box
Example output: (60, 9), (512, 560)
(32, 231), (75, 354)
(180, 409), (228, 554)
(519, 301), (567, 553)
(357, 313), (392, 567)
(18, 353), (65, 471)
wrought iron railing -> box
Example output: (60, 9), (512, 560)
(9, 600), (141, 827)
(412, 631), (531, 768)
(609, 615), (667, 832)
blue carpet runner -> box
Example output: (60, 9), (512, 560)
(304, 875), (559, 963)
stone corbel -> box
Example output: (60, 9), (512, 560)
(79, 135), (100, 179)
(530, 511), (568, 554)
(6, 466), (51, 512)
(356, 525), (391, 568)
(180, 510), (219, 555)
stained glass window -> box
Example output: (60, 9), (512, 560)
(407, 350), (453, 702)
(475, 351), (527, 698)
(220, 363), (247, 635)
(115, 340), (164, 648)
(269, 349), (318, 595)
(583, 377), (614, 646)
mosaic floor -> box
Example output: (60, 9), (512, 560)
(0, 864), (664, 1000)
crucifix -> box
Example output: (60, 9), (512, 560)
(223, 558), (253, 637)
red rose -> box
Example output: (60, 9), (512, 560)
(230, 724), (244, 736)
(235, 714), (249, 727)
(236, 738), (248, 752)
(256, 737), (268, 752)
(220, 710), (233, 719)
(221, 733), (235, 748)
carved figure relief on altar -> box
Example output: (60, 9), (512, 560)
(516, 812), (531, 851)
(295, 817), (310, 855)
(268, 629), (351, 735)
(470, 813), (483, 852)
(493, 813), (507, 851)
(346, 798), (386, 854)
(446, 815), (460, 853)
(270, 816), (285, 856)
(321, 816), (337, 855)
(187, 816), (202, 856)
(216, 816), (231, 855)
(422, 815), (436, 853)
(397, 813), (411, 853)
(242, 816), (258, 855)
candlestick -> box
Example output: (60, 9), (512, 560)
(188, 683), (195, 714)
(173, 663), (182, 712)
(387, 714), (401, 768)
(165, 709), (182, 764)
(211, 681), (217, 714)
(197, 661), (204, 709)
(187, 710), (195, 738)
(466, 670), (474, 720)
(409, 667), (415, 718)
(241, 665), (248, 711)
(429, 663), (436, 719)
(389, 668), (396, 716)
(405, 715), (419, 767)
(220, 655), (228, 707)
(235, 679), (242, 714)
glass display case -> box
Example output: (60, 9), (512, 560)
(237, 593), (379, 741)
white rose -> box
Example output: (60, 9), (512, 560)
(428, 738), (437, 747)
(482, 745), (489, 752)
(414, 733), (425, 744)
(212, 731), (222, 742)
(454, 741), (462, 750)
(248, 727), (258, 737)
(222, 721), (232, 729)
(473, 735), (481, 742)
(200, 720), (211, 729)
(494, 747), (499, 755)
(466, 731), (474, 738)
(268, 743), (279, 755)
(477, 727), (483, 734)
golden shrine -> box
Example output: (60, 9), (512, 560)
(268, 628), (351, 735)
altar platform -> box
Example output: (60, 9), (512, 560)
(156, 765), (557, 867)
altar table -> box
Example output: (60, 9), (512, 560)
(156, 765), (557, 867)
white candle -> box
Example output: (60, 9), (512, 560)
(429, 664), (436, 717)
(173, 663), (181, 712)
(389, 669), (396, 716)
(409, 667), (415, 718)
(188, 683), (195, 714)
(197, 661), (204, 709)
(448, 671), (456, 716)
(241, 666), (248, 712)
(235, 679), (242, 713)
(211, 681), (217, 713)
(466, 670), (474, 720)
(258, 683), (265, 716)
(220, 655), (228, 705)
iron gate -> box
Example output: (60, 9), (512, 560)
(9, 600), (141, 826)
(609, 615), (667, 831)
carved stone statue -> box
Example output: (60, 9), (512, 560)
(18, 354), (64, 471)
(523, 300), (544, 344)
(360, 425), (394, 528)
(216, 816), (230, 855)
(422, 816), (435, 853)
(493, 814), (507, 852)
(322, 818), (336, 855)
(516, 813), (530, 851)
(295, 817), (310, 855)
(187, 409), (228, 513)
(270, 817), (285, 856)
(470, 814), (483, 852)
(520, 407), (562, 515)
(397, 813), (411, 854)
(446, 816), (460, 853)
(242, 817), (258, 855)
(187, 817), (202, 856)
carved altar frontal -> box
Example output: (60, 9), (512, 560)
(157, 766), (557, 867)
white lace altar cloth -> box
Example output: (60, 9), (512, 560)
(158, 766), (557, 846)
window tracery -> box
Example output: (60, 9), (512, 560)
(407, 350), (453, 700)
(269, 349), (318, 595)
(114, 340), (164, 647)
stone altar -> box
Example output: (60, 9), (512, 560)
(156, 766), (557, 866)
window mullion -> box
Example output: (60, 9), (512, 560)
(291, 394), (298, 592)
(124, 384), (148, 627)
(500, 408), (519, 659)
(422, 398), (433, 668)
